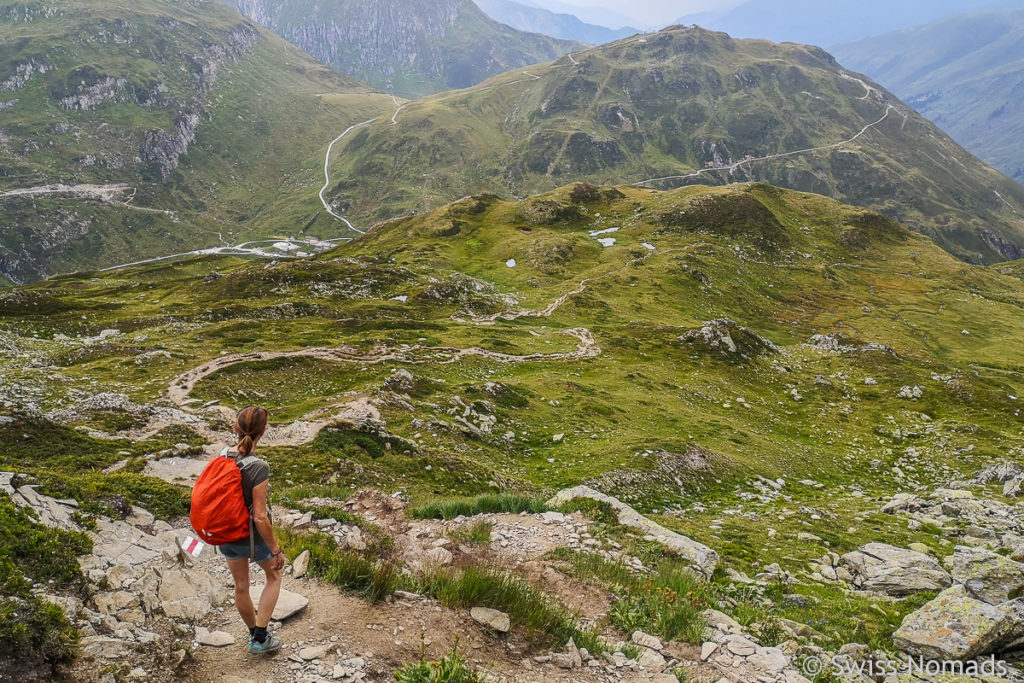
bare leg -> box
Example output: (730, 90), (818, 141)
(227, 558), (256, 628)
(255, 556), (283, 628)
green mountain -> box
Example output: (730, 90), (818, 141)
(6, 181), (1024, 671)
(833, 10), (1024, 185)
(317, 26), (1024, 265)
(223, 0), (586, 98)
(0, 0), (395, 284)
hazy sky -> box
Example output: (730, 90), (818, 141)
(548, 0), (743, 27)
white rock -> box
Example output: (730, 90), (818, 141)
(249, 585), (308, 620)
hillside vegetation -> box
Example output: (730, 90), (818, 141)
(0, 0), (393, 283)
(318, 25), (1024, 265)
(5, 182), (1024, 677)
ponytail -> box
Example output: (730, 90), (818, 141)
(234, 406), (268, 456)
(237, 434), (255, 456)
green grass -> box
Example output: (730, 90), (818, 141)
(448, 520), (494, 545)
(281, 530), (401, 602)
(410, 494), (550, 520)
(415, 564), (603, 652)
(394, 643), (482, 683)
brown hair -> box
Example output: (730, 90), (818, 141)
(234, 406), (268, 456)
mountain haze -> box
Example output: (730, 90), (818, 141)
(0, 0), (396, 284)
(678, 0), (1024, 47)
(318, 26), (1024, 264)
(223, 0), (586, 98)
(834, 10), (1024, 184)
(474, 0), (638, 44)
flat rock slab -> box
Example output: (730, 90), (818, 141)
(547, 485), (719, 577)
(893, 585), (1010, 660)
(471, 607), (511, 633)
(196, 628), (235, 647)
(249, 585), (308, 620)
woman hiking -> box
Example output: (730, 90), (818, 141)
(220, 406), (285, 654)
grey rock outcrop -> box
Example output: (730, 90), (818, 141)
(679, 318), (779, 360)
(547, 485), (719, 577)
(951, 546), (1024, 605)
(841, 543), (952, 596)
(893, 585), (1011, 660)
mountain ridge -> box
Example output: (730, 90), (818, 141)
(310, 25), (1024, 265)
(223, 0), (586, 98)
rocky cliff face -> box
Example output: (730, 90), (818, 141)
(224, 0), (583, 97)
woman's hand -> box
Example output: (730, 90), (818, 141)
(272, 548), (285, 571)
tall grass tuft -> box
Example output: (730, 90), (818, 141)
(409, 494), (549, 520)
(415, 564), (603, 652)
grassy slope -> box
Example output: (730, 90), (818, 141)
(4, 182), (1024, 655)
(0, 0), (392, 281)
(833, 10), (1024, 184)
(319, 25), (1024, 264)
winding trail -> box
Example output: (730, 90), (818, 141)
(318, 117), (379, 233)
(634, 106), (895, 187)
(0, 182), (176, 216)
(165, 328), (599, 440)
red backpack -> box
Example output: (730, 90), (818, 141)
(190, 456), (251, 545)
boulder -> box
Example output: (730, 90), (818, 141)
(249, 585), (308, 620)
(471, 607), (511, 633)
(81, 636), (129, 659)
(973, 462), (1023, 485)
(952, 546), (1024, 605)
(1005, 475), (1024, 498)
(893, 585), (1010, 660)
(841, 543), (952, 596)
(547, 486), (718, 577)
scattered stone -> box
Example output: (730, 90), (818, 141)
(470, 607), (510, 633)
(249, 585), (308, 620)
(299, 644), (331, 660)
(898, 385), (924, 399)
(631, 630), (663, 651)
(195, 628), (235, 648)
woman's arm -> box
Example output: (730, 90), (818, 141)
(251, 480), (284, 569)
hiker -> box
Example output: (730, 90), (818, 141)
(194, 406), (285, 654)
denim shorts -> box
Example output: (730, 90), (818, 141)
(220, 538), (272, 564)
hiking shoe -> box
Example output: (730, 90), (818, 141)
(247, 634), (282, 655)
